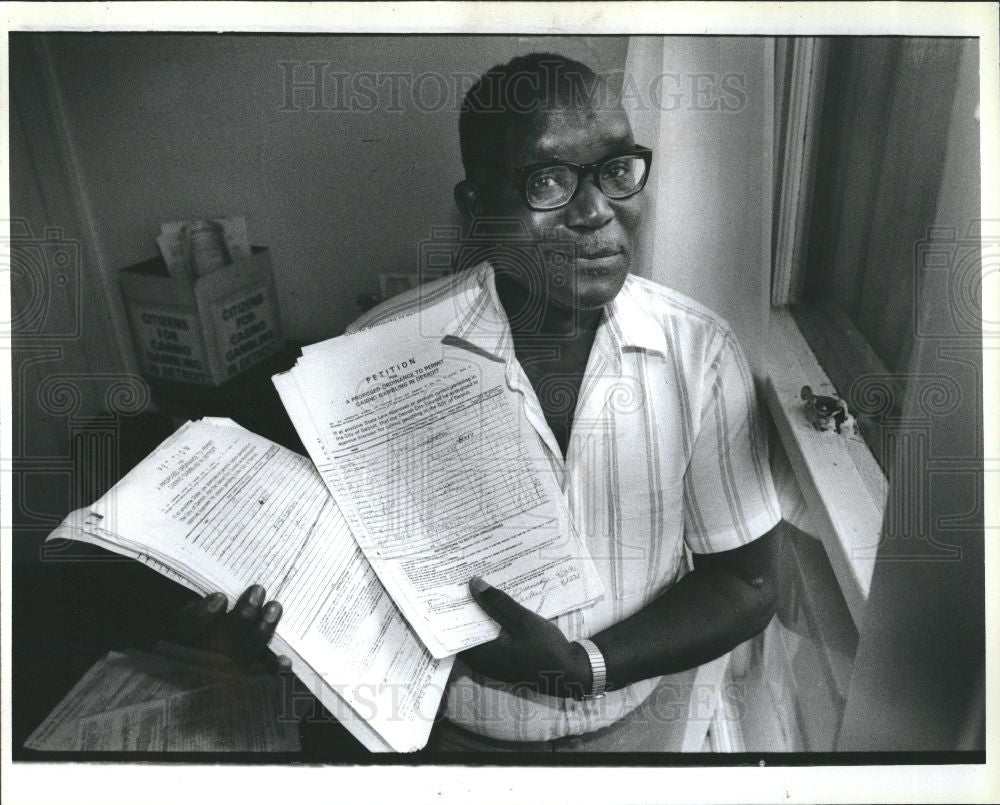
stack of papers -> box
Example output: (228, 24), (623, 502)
(25, 643), (300, 752)
(43, 310), (604, 752)
(45, 418), (452, 752)
(275, 312), (604, 658)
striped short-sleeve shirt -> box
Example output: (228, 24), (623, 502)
(348, 261), (781, 742)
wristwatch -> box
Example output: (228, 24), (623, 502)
(574, 638), (608, 701)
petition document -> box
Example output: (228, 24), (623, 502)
(274, 315), (603, 659)
(46, 419), (452, 752)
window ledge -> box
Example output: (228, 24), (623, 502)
(765, 309), (887, 627)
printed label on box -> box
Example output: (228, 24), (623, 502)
(131, 306), (210, 383)
(210, 288), (281, 378)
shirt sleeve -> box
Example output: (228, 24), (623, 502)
(682, 327), (781, 555)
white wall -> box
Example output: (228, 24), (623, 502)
(645, 37), (772, 368)
(47, 34), (771, 357)
(46, 35), (628, 342)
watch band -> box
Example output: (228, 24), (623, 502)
(575, 638), (608, 700)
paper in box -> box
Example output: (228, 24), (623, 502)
(119, 247), (284, 386)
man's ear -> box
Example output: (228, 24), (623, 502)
(454, 179), (484, 223)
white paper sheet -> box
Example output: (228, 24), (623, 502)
(274, 314), (603, 659)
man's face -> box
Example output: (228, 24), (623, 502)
(476, 105), (645, 313)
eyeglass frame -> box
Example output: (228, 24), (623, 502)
(509, 146), (654, 212)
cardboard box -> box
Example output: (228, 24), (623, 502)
(119, 247), (284, 386)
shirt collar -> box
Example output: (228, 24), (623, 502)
(440, 263), (514, 362)
(441, 263), (666, 361)
(603, 277), (668, 356)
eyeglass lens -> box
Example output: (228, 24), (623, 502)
(525, 155), (648, 210)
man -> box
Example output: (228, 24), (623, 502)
(184, 53), (781, 752)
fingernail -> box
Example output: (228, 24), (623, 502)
(249, 586), (265, 606)
(263, 602), (281, 623)
(206, 593), (226, 611)
(470, 576), (489, 594)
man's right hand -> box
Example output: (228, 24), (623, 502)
(174, 584), (291, 673)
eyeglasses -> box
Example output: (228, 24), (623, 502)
(513, 146), (653, 211)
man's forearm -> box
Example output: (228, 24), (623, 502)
(587, 529), (780, 692)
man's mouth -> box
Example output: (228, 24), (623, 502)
(542, 246), (627, 276)
(547, 247), (623, 261)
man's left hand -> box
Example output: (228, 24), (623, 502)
(459, 576), (592, 699)
(174, 584), (291, 673)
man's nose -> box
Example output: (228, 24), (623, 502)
(565, 176), (614, 229)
